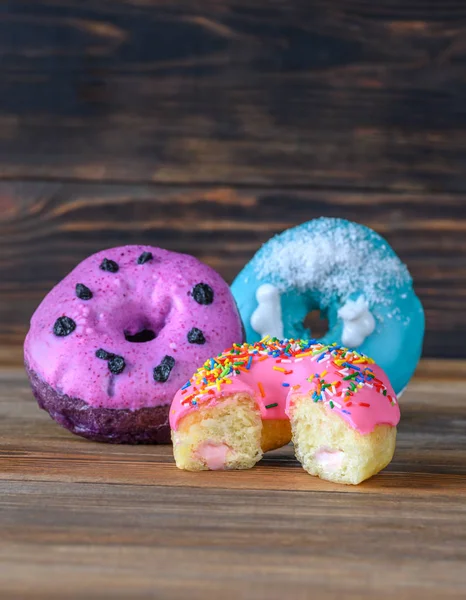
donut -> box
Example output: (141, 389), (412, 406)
(24, 245), (244, 443)
(231, 218), (424, 395)
(170, 337), (400, 485)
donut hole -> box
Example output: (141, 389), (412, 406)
(303, 310), (328, 339)
(123, 302), (172, 344)
(124, 328), (156, 343)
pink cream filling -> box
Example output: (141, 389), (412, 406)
(195, 442), (231, 470)
(314, 448), (345, 470)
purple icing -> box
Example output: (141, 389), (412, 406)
(24, 245), (244, 442)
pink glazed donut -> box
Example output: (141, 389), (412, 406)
(24, 246), (244, 443)
(170, 338), (400, 484)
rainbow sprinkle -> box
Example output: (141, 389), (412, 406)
(179, 338), (396, 417)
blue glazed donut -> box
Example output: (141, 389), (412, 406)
(231, 218), (424, 395)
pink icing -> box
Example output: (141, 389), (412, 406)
(195, 442), (231, 470)
(169, 340), (400, 435)
(24, 246), (243, 410)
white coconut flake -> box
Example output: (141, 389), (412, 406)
(254, 219), (411, 307)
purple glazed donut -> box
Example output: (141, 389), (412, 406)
(24, 246), (244, 443)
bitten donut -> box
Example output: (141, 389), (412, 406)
(231, 218), (424, 395)
(24, 245), (244, 443)
(170, 337), (400, 485)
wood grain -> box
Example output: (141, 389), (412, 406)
(1, 182), (465, 363)
(0, 364), (466, 599)
(1, 1), (466, 189)
(2, 1), (466, 363)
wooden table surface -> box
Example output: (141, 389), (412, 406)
(1, 360), (465, 599)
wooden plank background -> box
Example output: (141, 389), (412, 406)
(1, 0), (466, 364)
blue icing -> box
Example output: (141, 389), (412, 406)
(231, 218), (424, 394)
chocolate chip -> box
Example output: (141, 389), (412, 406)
(153, 355), (175, 383)
(53, 316), (76, 337)
(108, 355), (126, 374)
(96, 348), (115, 360)
(137, 251), (153, 265)
(100, 258), (119, 273)
(187, 327), (206, 344)
(192, 283), (214, 305)
(76, 283), (93, 300)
